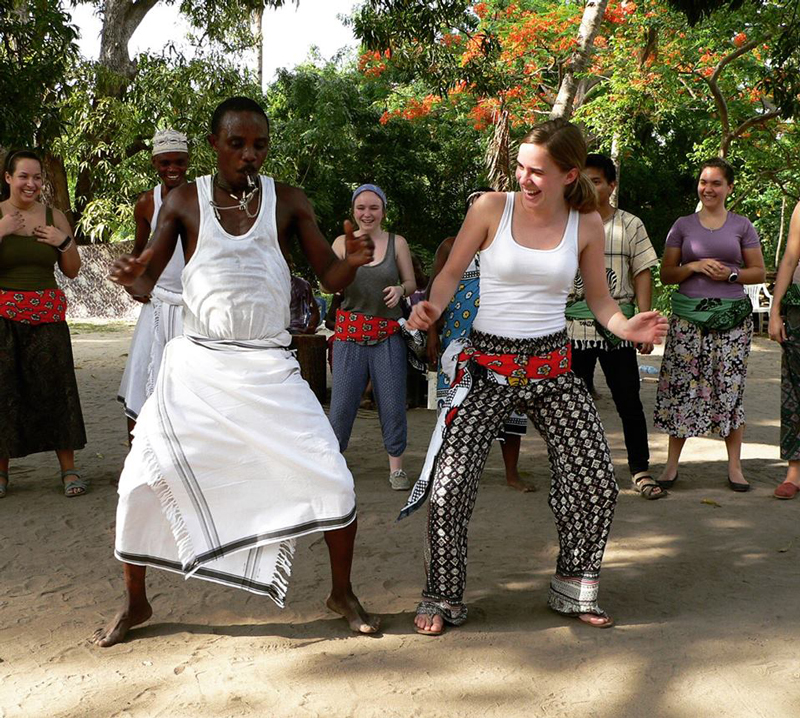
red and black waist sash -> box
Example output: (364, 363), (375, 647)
(0, 289), (67, 324)
(334, 309), (400, 344)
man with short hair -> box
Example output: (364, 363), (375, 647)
(566, 153), (663, 499)
(118, 129), (190, 441)
(94, 97), (378, 647)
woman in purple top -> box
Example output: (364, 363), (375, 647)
(655, 158), (765, 491)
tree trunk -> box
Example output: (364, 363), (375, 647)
(776, 196), (787, 269)
(42, 153), (75, 229)
(550, 0), (609, 120)
(100, 0), (160, 82)
(609, 130), (621, 208)
(252, 6), (264, 89)
(73, 0), (160, 235)
(486, 107), (513, 191)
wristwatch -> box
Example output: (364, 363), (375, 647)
(727, 271), (739, 283)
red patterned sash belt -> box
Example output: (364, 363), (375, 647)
(453, 343), (572, 388)
(0, 289), (67, 324)
(333, 309), (400, 344)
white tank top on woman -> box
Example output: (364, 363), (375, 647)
(472, 192), (580, 340)
(181, 175), (291, 346)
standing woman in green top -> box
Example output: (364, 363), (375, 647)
(0, 150), (87, 498)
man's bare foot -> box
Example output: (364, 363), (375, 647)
(577, 612), (614, 628)
(326, 591), (380, 634)
(91, 601), (153, 647)
(414, 612), (444, 636)
(506, 475), (535, 493)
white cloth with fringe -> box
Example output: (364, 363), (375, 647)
(114, 174), (356, 607)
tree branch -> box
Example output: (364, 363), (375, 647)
(710, 35), (765, 84)
(731, 107), (782, 139)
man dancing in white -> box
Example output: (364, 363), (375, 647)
(94, 97), (378, 646)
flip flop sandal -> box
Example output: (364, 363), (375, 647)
(0, 470), (8, 498)
(61, 469), (88, 498)
(551, 606), (615, 628)
(632, 471), (667, 500)
(415, 600), (468, 636)
(572, 611), (615, 629)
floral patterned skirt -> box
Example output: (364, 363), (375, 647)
(654, 315), (752, 438)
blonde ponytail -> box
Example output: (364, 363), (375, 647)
(565, 171), (599, 213)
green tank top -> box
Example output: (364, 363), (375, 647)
(0, 206), (59, 290)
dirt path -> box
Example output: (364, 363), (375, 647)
(1, 326), (798, 718)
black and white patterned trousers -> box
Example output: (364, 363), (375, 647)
(423, 330), (619, 616)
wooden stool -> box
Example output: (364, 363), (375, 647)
(292, 333), (327, 404)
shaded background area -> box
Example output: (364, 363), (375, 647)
(0, 327), (797, 718)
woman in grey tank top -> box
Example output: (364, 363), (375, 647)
(328, 184), (416, 490)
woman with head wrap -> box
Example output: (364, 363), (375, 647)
(327, 184), (417, 490)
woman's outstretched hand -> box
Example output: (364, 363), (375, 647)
(109, 248), (153, 287)
(624, 310), (669, 345)
(407, 300), (441, 331)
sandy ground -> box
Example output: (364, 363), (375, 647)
(1, 324), (799, 718)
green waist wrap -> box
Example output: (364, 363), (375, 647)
(565, 300), (635, 347)
(670, 292), (751, 331)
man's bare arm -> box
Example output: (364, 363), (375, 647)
(132, 192), (153, 257)
(110, 184), (191, 294)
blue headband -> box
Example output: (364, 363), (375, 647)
(352, 183), (387, 208)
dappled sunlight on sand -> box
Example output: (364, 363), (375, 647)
(2, 327), (799, 717)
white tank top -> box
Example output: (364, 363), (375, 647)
(472, 192), (580, 339)
(151, 185), (185, 298)
(181, 175), (291, 346)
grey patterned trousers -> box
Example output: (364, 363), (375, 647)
(423, 330), (619, 616)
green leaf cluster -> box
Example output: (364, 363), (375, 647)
(0, 0), (78, 148)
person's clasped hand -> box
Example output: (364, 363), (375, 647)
(33, 224), (70, 248)
(0, 209), (25, 237)
(692, 258), (730, 281)
(383, 284), (403, 308)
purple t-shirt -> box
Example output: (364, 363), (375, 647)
(665, 212), (760, 299)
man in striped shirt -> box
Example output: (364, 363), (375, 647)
(566, 153), (663, 499)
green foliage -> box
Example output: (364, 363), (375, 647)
(5, 0), (799, 278)
(57, 52), (265, 242)
(176, 0), (295, 53)
(0, 0), (78, 147)
(264, 57), (486, 276)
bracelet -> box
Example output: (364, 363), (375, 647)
(398, 282), (406, 298)
(57, 236), (73, 252)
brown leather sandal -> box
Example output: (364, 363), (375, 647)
(632, 471), (667, 500)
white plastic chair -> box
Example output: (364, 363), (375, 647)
(744, 283), (772, 333)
